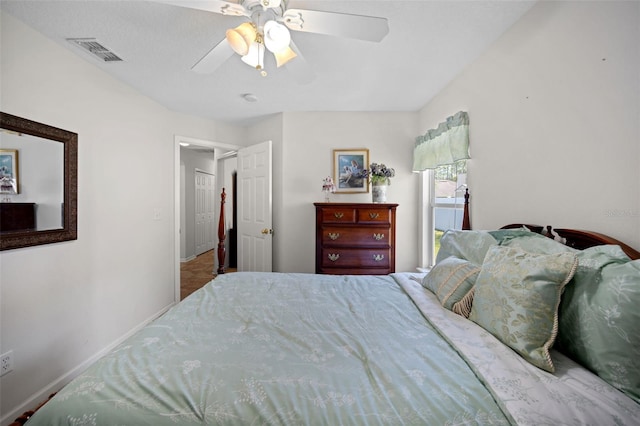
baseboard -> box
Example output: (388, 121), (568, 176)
(181, 255), (196, 263)
(0, 303), (175, 426)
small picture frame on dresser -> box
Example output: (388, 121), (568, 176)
(333, 148), (369, 193)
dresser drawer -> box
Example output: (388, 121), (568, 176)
(321, 207), (356, 223)
(356, 208), (391, 224)
(320, 226), (390, 246)
(319, 266), (393, 275)
(320, 248), (391, 269)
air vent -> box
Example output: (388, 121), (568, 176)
(66, 38), (123, 62)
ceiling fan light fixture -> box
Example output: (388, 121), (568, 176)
(241, 41), (266, 72)
(261, 0), (282, 9)
(220, 3), (248, 16)
(274, 46), (297, 67)
(263, 20), (291, 53)
(225, 22), (257, 56)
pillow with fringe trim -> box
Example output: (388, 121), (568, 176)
(422, 256), (480, 318)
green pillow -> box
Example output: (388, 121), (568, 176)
(436, 230), (498, 266)
(499, 232), (577, 255)
(422, 256), (480, 317)
(557, 245), (640, 403)
(488, 227), (538, 244)
(469, 245), (578, 372)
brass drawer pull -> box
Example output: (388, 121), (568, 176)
(328, 253), (340, 262)
(328, 232), (340, 240)
(369, 212), (380, 219)
(334, 212), (344, 219)
(373, 233), (384, 240)
(373, 254), (385, 262)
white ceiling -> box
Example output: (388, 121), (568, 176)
(1, 0), (536, 127)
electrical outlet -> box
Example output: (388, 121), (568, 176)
(1, 350), (13, 376)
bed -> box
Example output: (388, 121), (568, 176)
(22, 193), (640, 425)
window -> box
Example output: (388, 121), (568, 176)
(418, 160), (467, 269)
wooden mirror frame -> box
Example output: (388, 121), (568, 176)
(0, 112), (77, 250)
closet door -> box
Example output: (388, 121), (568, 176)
(195, 170), (215, 256)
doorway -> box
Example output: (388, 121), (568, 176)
(174, 135), (240, 302)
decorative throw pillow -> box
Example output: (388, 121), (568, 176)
(435, 230), (498, 266)
(422, 256), (480, 317)
(488, 228), (539, 244)
(469, 245), (578, 372)
(499, 232), (576, 255)
(557, 245), (640, 403)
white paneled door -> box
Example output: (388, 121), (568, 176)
(195, 170), (215, 256)
(237, 140), (273, 272)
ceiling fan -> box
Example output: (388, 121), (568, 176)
(155, 0), (389, 79)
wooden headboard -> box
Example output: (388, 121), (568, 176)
(501, 223), (640, 260)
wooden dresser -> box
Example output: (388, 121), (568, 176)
(314, 202), (398, 275)
(0, 202), (36, 232)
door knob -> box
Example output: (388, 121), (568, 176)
(261, 228), (273, 235)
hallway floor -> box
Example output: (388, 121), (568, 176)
(180, 250), (236, 300)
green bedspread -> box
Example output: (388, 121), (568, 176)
(27, 272), (509, 425)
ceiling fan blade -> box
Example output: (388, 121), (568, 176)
(281, 9), (389, 42)
(192, 39), (234, 74)
(284, 41), (315, 84)
(153, 0), (248, 17)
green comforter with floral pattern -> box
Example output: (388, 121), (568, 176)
(27, 271), (639, 425)
(27, 272), (509, 425)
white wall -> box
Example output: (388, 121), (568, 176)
(418, 1), (640, 250)
(0, 11), (244, 423)
(277, 112), (419, 273)
(248, 112), (420, 274)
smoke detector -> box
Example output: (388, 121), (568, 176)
(242, 93), (258, 102)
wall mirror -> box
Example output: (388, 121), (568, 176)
(0, 112), (77, 250)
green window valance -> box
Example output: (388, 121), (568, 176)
(413, 111), (470, 171)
